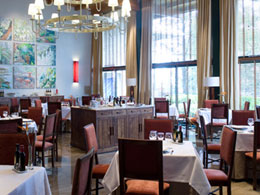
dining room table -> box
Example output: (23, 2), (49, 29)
(0, 165), (51, 195)
(41, 102), (71, 120)
(102, 140), (211, 195)
(156, 104), (180, 119)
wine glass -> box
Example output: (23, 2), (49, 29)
(165, 132), (173, 141)
(247, 118), (254, 128)
(149, 130), (157, 140)
(3, 111), (8, 118)
(157, 132), (165, 140)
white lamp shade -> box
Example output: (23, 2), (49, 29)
(108, 0), (118, 7)
(82, 0), (93, 5)
(28, 4), (37, 16)
(54, 0), (65, 6)
(122, 0), (131, 12)
(127, 78), (136, 86)
(51, 13), (59, 19)
(34, 0), (45, 10)
(204, 77), (219, 87)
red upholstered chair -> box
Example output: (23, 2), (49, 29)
(154, 97), (166, 101)
(11, 97), (19, 113)
(244, 101), (250, 111)
(154, 100), (169, 119)
(0, 133), (35, 165)
(144, 119), (173, 140)
(200, 116), (220, 168)
(256, 105), (260, 119)
(209, 104), (229, 140)
(232, 110), (255, 125)
(48, 102), (63, 132)
(35, 113), (56, 167)
(35, 99), (42, 108)
(28, 107), (43, 135)
(204, 99), (219, 108)
(118, 138), (170, 195)
(245, 120), (260, 190)
(71, 148), (94, 195)
(204, 126), (237, 195)
(0, 105), (9, 117)
(84, 124), (109, 195)
(0, 118), (22, 133)
(82, 96), (92, 106)
(20, 98), (31, 118)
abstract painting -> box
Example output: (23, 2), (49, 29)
(0, 66), (12, 89)
(13, 18), (35, 42)
(14, 67), (35, 89)
(14, 43), (35, 65)
(37, 44), (56, 66)
(37, 67), (56, 88)
(0, 42), (12, 64)
(37, 29), (56, 43)
(0, 17), (12, 40)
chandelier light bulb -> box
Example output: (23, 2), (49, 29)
(34, 0), (45, 10)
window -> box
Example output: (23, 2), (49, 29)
(238, 0), (260, 109)
(102, 11), (127, 98)
(151, 0), (198, 115)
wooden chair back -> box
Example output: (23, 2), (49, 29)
(232, 110), (255, 125)
(35, 99), (42, 108)
(11, 98), (19, 113)
(244, 101), (250, 111)
(28, 107), (43, 135)
(118, 138), (164, 195)
(154, 97), (166, 101)
(204, 99), (219, 108)
(256, 105), (260, 119)
(253, 120), (260, 157)
(42, 113), (56, 149)
(71, 148), (94, 195)
(144, 119), (173, 139)
(200, 116), (208, 152)
(82, 96), (92, 106)
(20, 98), (31, 110)
(0, 105), (9, 117)
(0, 118), (22, 133)
(84, 123), (99, 163)
(211, 103), (229, 120)
(155, 100), (169, 118)
(183, 99), (191, 118)
(48, 102), (61, 115)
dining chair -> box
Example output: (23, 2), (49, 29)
(118, 138), (170, 195)
(200, 116), (220, 168)
(204, 126), (237, 195)
(48, 102), (63, 132)
(144, 119), (173, 139)
(256, 105), (260, 119)
(28, 107), (43, 135)
(154, 97), (166, 101)
(35, 99), (42, 108)
(91, 94), (100, 99)
(20, 98), (31, 118)
(0, 105), (9, 117)
(82, 96), (92, 106)
(0, 118), (22, 133)
(204, 99), (219, 109)
(11, 97), (19, 113)
(0, 133), (35, 165)
(244, 101), (250, 111)
(244, 120), (260, 190)
(209, 103), (229, 141)
(154, 100), (169, 119)
(35, 113), (56, 167)
(179, 99), (191, 138)
(71, 148), (94, 195)
(40, 96), (48, 103)
(232, 110), (255, 125)
(83, 123), (109, 195)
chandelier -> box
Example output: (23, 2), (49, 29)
(28, 0), (131, 38)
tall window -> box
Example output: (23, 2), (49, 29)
(238, 0), (260, 110)
(152, 0), (198, 115)
(102, 11), (127, 98)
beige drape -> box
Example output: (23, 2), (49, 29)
(91, 33), (103, 96)
(219, 0), (239, 109)
(126, 11), (138, 101)
(197, 0), (212, 108)
(139, 0), (152, 104)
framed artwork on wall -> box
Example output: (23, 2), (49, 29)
(37, 66), (56, 88)
(13, 18), (35, 42)
(13, 66), (36, 89)
(0, 66), (12, 89)
(14, 43), (35, 65)
(37, 29), (56, 43)
(0, 41), (12, 64)
(37, 44), (56, 66)
(0, 17), (12, 40)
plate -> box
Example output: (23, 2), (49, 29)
(230, 126), (248, 130)
(23, 119), (33, 123)
(12, 168), (27, 174)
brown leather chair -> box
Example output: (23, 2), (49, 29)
(35, 113), (56, 167)
(20, 98), (31, 118)
(0, 105), (9, 117)
(82, 96), (92, 106)
(209, 103), (229, 140)
(11, 97), (19, 113)
(200, 116), (220, 168)
(48, 102), (63, 132)
(28, 107), (43, 135)
(154, 100), (169, 119)
(245, 120), (260, 190)
(256, 105), (260, 119)
(118, 138), (170, 195)
(204, 99), (219, 108)
(244, 101), (250, 111)
(232, 110), (255, 125)
(84, 123), (109, 195)
(144, 119), (173, 140)
(71, 148), (94, 195)
(0, 118), (22, 133)
(204, 126), (237, 195)
(0, 133), (35, 165)
(35, 99), (42, 108)
(154, 97), (166, 101)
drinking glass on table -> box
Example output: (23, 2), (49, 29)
(165, 132), (173, 141)
(149, 130), (157, 140)
(157, 132), (165, 140)
(248, 118), (254, 127)
(3, 111), (8, 118)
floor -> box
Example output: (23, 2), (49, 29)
(43, 128), (260, 195)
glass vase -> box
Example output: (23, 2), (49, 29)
(28, 144), (33, 170)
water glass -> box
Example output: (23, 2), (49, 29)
(3, 111), (8, 118)
(149, 130), (157, 140)
(157, 132), (165, 140)
(27, 145), (33, 170)
(248, 118), (254, 127)
(165, 132), (173, 141)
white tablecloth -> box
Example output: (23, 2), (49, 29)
(156, 104), (180, 119)
(102, 141), (210, 195)
(41, 103), (71, 120)
(0, 165), (51, 195)
(195, 108), (232, 126)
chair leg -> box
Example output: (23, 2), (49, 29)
(55, 140), (58, 162)
(210, 126), (213, 141)
(205, 153), (208, 169)
(245, 157), (248, 180)
(219, 186), (223, 195)
(203, 151), (206, 168)
(51, 148), (54, 168)
(42, 151), (45, 167)
(227, 184), (231, 195)
(96, 178), (99, 195)
(253, 160), (257, 190)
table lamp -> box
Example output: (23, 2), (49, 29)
(126, 78), (136, 102)
(204, 77), (219, 99)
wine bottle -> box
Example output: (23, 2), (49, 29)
(14, 144), (20, 170)
(19, 145), (26, 171)
(178, 126), (183, 143)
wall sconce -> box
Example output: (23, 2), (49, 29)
(73, 60), (79, 83)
